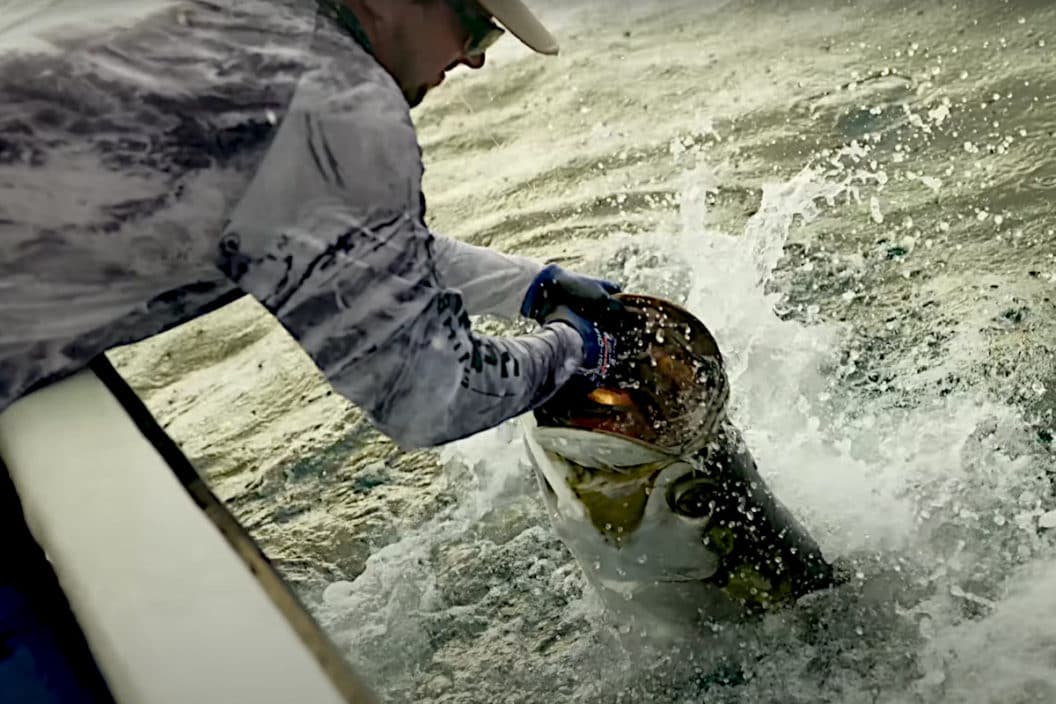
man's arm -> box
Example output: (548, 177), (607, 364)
(217, 81), (583, 448)
(429, 234), (542, 319)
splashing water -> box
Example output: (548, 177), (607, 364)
(314, 158), (1055, 702)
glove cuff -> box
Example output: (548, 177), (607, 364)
(548, 314), (616, 380)
(584, 328), (616, 379)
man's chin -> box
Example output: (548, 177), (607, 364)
(406, 84), (428, 108)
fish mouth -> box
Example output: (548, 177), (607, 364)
(525, 425), (670, 545)
(532, 292), (730, 454)
(568, 465), (663, 545)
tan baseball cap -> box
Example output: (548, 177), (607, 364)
(477, 0), (559, 55)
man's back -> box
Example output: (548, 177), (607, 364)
(0, 1), (327, 409)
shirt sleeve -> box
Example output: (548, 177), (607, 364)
(429, 231), (542, 319)
(217, 73), (582, 448)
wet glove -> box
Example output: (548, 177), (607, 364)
(544, 305), (617, 381)
(520, 264), (623, 323)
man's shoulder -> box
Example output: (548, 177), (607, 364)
(279, 43), (423, 194)
(237, 42), (422, 217)
(293, 43), (416, 143)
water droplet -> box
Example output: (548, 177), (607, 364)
(869, 196), (884, 224)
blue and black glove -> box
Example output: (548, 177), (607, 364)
(521, 265), (623, 381)
(520, 264), (623, 323)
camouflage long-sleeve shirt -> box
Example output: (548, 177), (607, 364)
(0, 0), (582, 448)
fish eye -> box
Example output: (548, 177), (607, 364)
(666, 474), (719, 519)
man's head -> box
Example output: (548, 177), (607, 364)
(345, 0), (558, 107)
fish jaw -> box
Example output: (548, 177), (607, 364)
(521, 418), (728, 620)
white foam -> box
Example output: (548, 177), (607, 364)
(0, 0), (175, 54)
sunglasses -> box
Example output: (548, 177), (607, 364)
(445, 0), (505, 57)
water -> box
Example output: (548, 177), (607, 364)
(11, 0), (1052, 701)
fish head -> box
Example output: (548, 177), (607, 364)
(523, 295), (836, 631)
(522, 420), (752, 630)
(526, 293), (733, 615)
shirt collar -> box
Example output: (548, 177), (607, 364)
(317, 0), (375, 57)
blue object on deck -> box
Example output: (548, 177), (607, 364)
(0, 462), (115, 704)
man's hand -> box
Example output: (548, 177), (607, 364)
(543, 305), (617, 381)
(520, 264), (623, 323)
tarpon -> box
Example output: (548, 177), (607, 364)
(522, 294), (838, 637)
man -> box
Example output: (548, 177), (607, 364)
(0, 1), (619, 700)
(0, 0), (620, 449)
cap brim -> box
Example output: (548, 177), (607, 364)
(476, 0), (559, 55)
